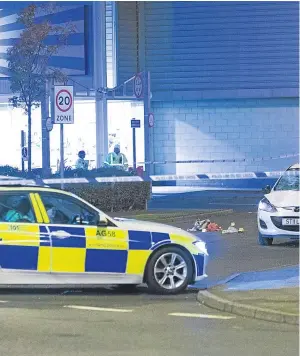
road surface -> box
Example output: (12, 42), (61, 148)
(0, 289), (298, 356)
(0, 208), (298, 356)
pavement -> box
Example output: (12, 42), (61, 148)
(149, 188), (264, 211)
(197, 266), (299, 325)
(152, 177), (277, 190)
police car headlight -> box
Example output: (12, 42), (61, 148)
(193, 240), (208, 255)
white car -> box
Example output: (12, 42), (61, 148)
(257, 164), (300, 245)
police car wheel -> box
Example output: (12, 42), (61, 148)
(146, 246), (193, 295)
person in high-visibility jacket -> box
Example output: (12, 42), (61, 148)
(105, 144), (128, 170)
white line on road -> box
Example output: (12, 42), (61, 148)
(64, 305), (133, 313)
(0, 301), (8, 303)
(168, 312), (235, 320)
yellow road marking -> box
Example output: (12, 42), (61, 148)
(64, 305), (133, 313)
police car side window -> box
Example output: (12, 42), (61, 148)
(0, 193), (36, 223)
(39, 193), (98, 226)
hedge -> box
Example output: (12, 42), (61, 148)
(50, 182), (152, 212)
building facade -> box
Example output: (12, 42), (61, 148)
(0, 1), (299, 174)
(118, 1), (299, 174)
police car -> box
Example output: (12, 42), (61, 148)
(0, 184), (207, 294)
(258, 164), (300, 246)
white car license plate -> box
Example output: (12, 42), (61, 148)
(282, 218), (299, 226)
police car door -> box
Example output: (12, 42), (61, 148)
(36, 192), (129, 282)
(0, 191), (50, 284)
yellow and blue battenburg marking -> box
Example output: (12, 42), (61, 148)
(0, 223), (43, 271)
(85, 227), (128, 273)
(0, 222), (205, 278)
(126, 231), (152, 274)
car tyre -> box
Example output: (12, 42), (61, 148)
(258, 232), (273, 246)
(145, 246), (193, 295)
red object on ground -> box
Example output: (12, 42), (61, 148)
(206, 222), (222, 232)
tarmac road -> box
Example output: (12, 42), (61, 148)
(0, 209), (298, 356)
(192, 212), (299, 284)
(0, 289), (298, 356)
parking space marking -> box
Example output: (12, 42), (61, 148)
(168, 312), (235, 320)
(64, 305), (133, 313)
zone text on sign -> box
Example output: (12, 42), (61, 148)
(56, 115), (73, 123)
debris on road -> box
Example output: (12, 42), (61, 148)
(188, 220), (245, 234)
(187, 219), (222, 232)
(222, 222), (245, 234)
(206, 222), (222, 232)
(187, 219), (209, 232)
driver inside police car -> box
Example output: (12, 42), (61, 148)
(5, 198), (34, 223)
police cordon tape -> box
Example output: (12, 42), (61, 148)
(150, 171), (289, 182)
(135, 153), (299, 166)
(0, 170), (297, 185)
(0, 153), (298, 185)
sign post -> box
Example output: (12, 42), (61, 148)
(60, 124), (64, 187)
(54, 85), (74, 188)
(21, 130), (26, 172)
(131, 119), (140, 170)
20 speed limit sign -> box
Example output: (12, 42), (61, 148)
(54, 85), (74, 124)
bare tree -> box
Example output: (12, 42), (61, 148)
(7, 3), (75, 172)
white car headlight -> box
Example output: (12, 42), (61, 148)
(193, 240), (208, 255)
(258, 197), (277, 213)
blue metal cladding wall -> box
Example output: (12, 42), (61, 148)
(143, 1), (299, 100)
(106, 1), (116, 88)
(0, 1), (93, 78)
(117, 1), (138, 85)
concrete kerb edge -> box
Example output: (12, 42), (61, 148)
(197, 289), (299, 326)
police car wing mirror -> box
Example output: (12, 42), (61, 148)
(97, 216), (108, 227)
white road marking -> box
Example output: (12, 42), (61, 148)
(64, 305), (133, 313)
(168, 312), (235, 320)
(0, 301), (7, 303)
